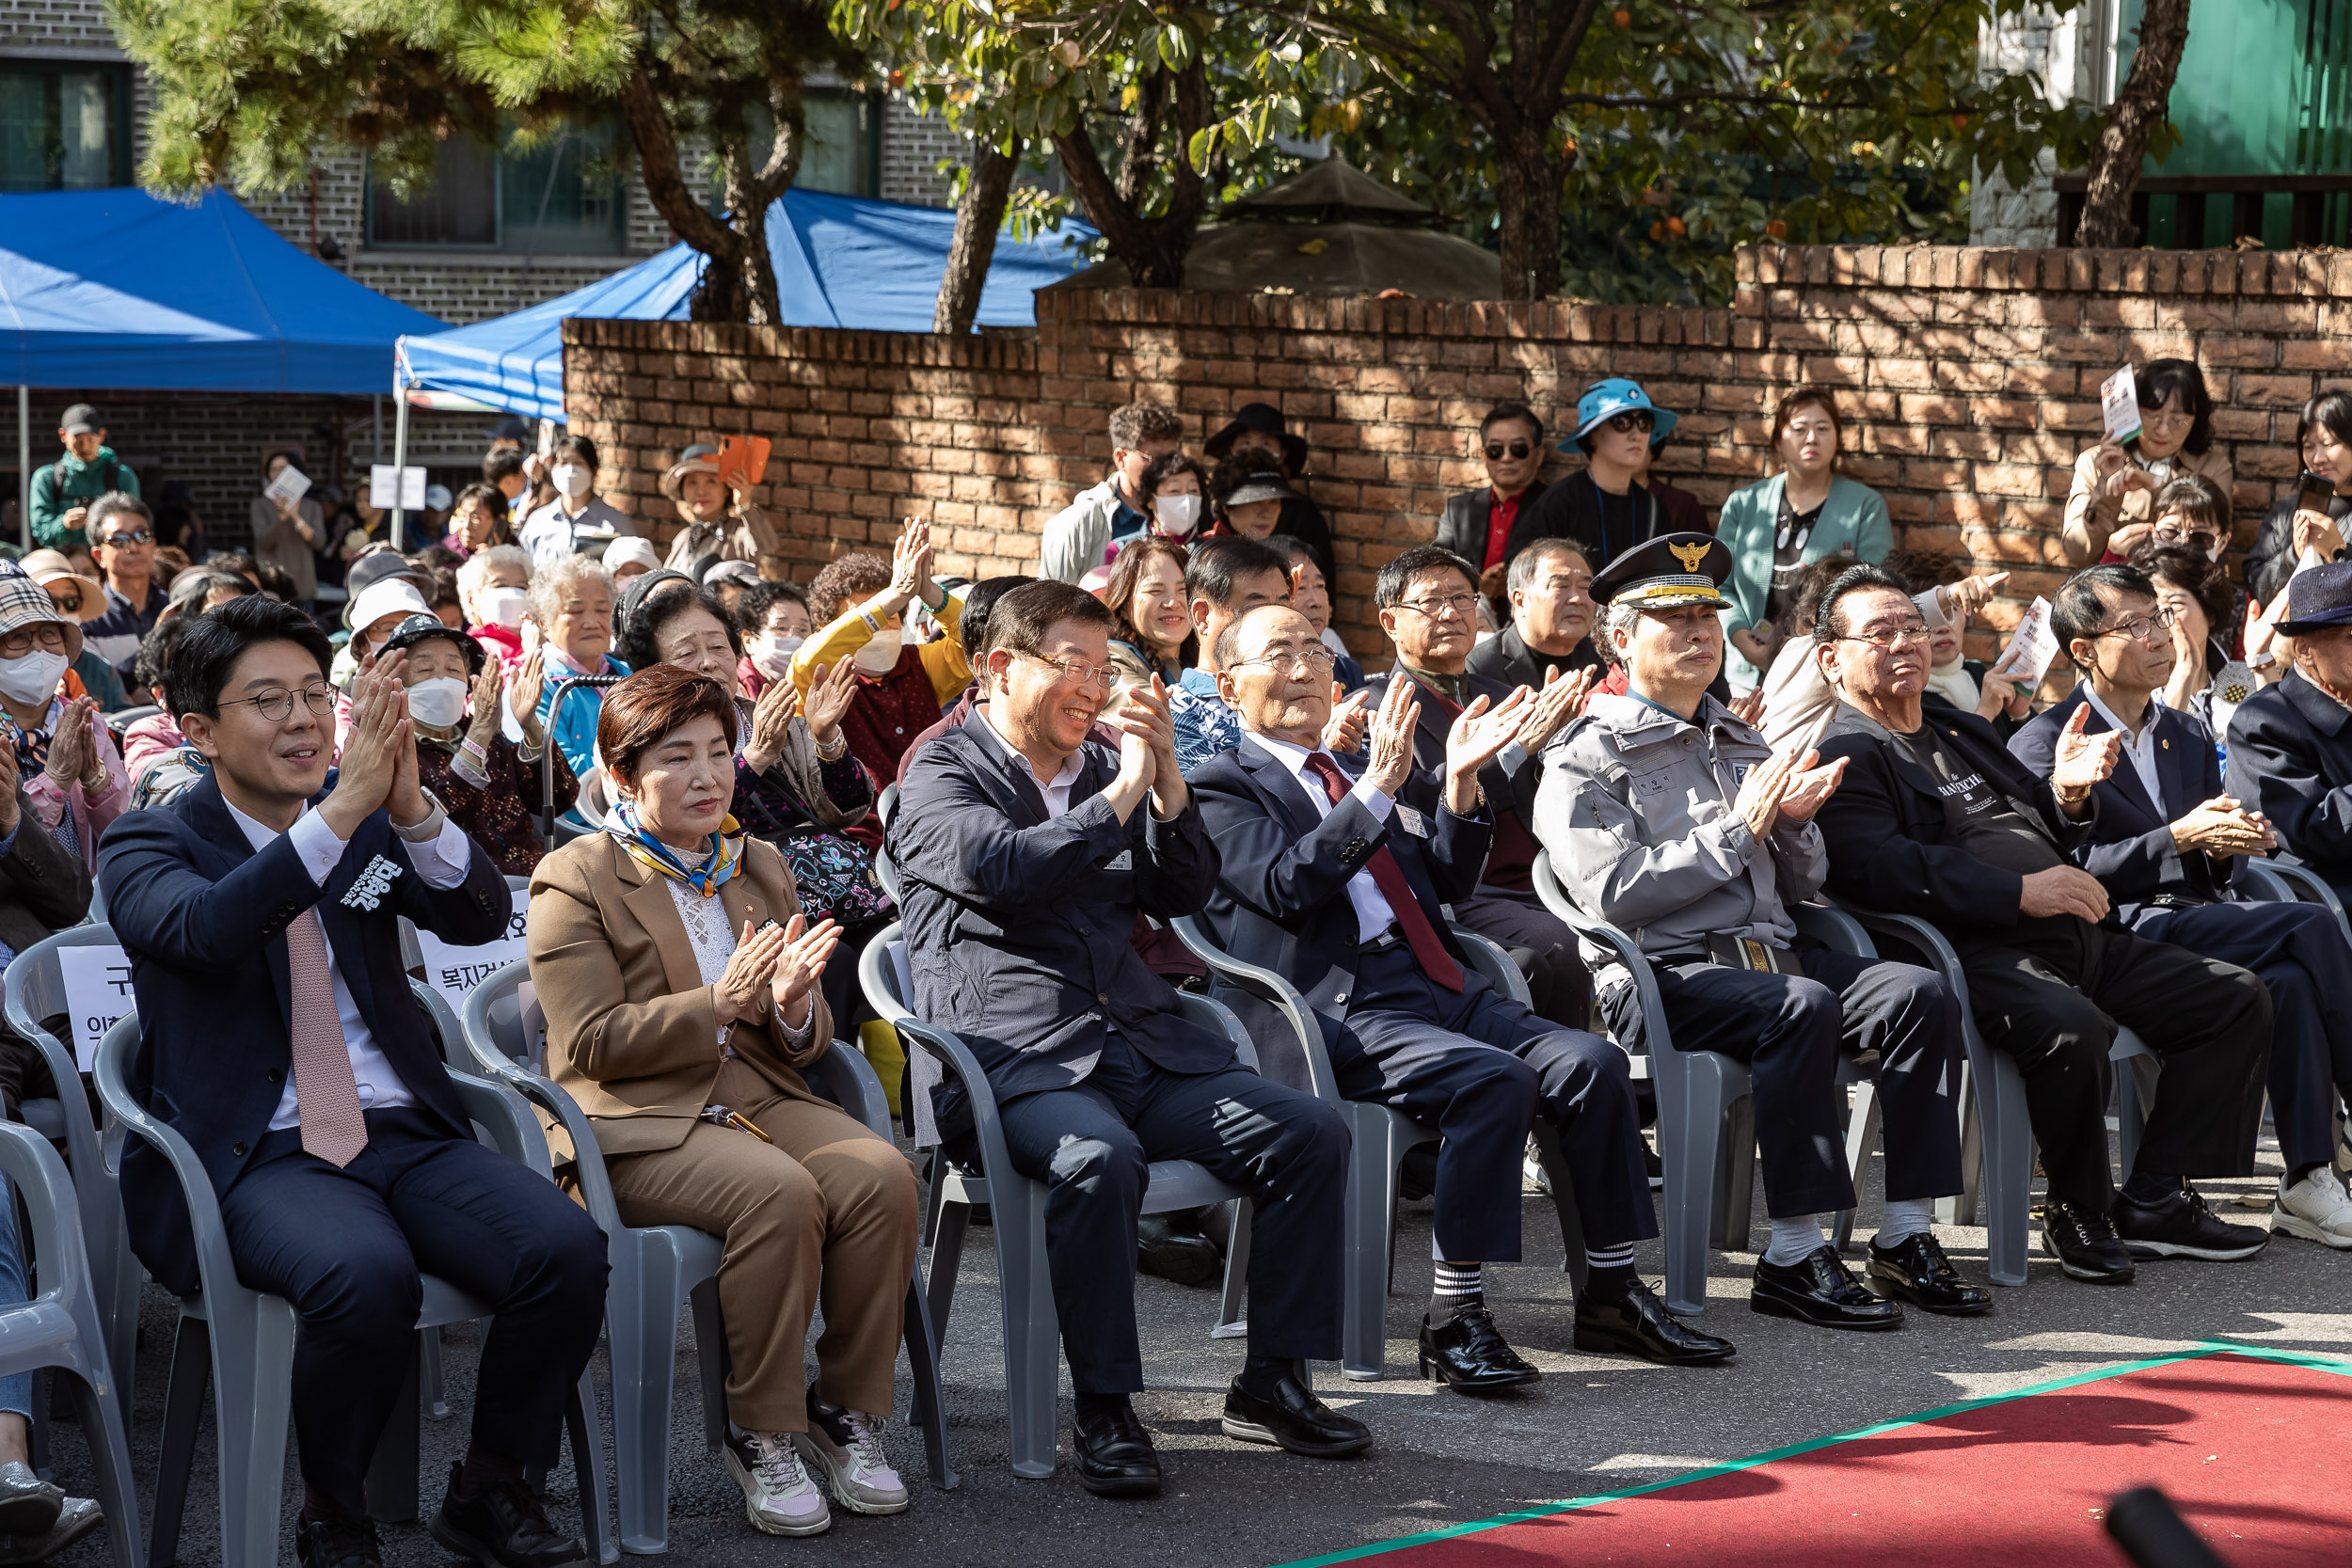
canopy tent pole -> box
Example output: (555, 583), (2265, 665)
(389, 376), (410, 553)
(15, 387), (26, 552)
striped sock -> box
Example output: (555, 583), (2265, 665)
(1582, 1241), (1638, 1303)
(1428, 1260), (1484, 1323)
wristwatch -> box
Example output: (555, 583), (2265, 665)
(390, 787), (450, 843)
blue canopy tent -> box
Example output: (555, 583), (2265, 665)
(394, 187), (1097, 424)
(0, 185), (446, 541)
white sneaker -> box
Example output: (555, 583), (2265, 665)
(2274, 1166), (2352, 1250)
(723, 1430), (831, 1536)
(795, 1400), (910, 1515)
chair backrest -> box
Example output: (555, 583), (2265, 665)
(0, 1121), (103, 1371)
(1165, 915), (1341, 1102)
(91, 1016), (238, 1304)
(871, 784), (903, 902)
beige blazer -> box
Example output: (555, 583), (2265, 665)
(527, 832), (833, 1157)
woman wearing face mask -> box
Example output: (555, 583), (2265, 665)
(792, 518), (969, 785)
(1102, 536), (1195, 690)
(520, 554), (629, 778)
(1130, 452), (1211, 558)
(439, 482), (513, 561)
(735, 582), (814, 700)
(2246, 389), (2352, 608)
(458, 544), (532, 668)
(520, 434), (637, 574)
(2062, 357), (2232, 568)
(0, 566), (129, 873)
(372, 613), (572, 875)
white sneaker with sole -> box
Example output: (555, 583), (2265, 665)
(794, 1401), (910, 1515)
(2275, 1166), (2352, 1249)
(723, 1430), (831, 1536)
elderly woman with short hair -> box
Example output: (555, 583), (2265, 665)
(521, 554), (629, 777)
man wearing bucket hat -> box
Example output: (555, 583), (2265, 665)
(2228, 561), (2352, 914)
(661, 443), (780, 578)
(0, 563), (132, 875)
(1539, 536), (1986, 1327)
(1502, 380), (1680, 573)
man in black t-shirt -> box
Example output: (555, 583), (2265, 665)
(1808, 564), (2273, 1286)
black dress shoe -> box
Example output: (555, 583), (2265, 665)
(1222, 1371), (1374, 1457)
(428, 1465), (586, 1567)
(1867, 1231), (1993, 1315)
(1072, 1398), (1163, 1497)
(1136, 1214), (1223, 1287)
(1418, 1306), (1542, 1390)
(1574, 1276), (1735, 1365)
(2041, 1197), (2136, 1283)
(296, 1515), (383, 1568)
(2112, 1184), (2270, 1261)
(1752, 1245), (1904, 1331)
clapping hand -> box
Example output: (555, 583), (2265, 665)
(803, 657), (858, 747)
(1517, 663), (1597, 752)
(714, 919), (788, 1029)
(466, 665), (503, 743)
(1362, 675), (1421, 797)
(743, 676), (802, 776)
(2050, 703), (2122, 802)
(1732, 744), (1802, 838)
(769, 913), (843, 1027)
(41, 697), (101, 789)
(322, 668), (405, 837)
(1112, 675), (1184, 814)
(1773, 748), (1849, 825)
(505, 646), (547, 747)
(1321, 685), (1371, 755)
(1442, 687), (1531, 814)
(884, 517), (933, 611)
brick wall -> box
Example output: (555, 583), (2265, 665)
(879, 98), (963, 209)
(563, 242), (2352, 658)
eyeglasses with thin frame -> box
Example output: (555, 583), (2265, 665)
(1484, 439), (1532, 461)
(1019, 652), (1120, 692)
(1836, 621), (1931, 650)
(1603, 411), (1657, 435)
(220, 684), (337, 722)
(1395, 591), (1479, 620)
(1232, 645), (1338, 675)
(2095, 608), (2178, 643)
(0, 626), (67, 658)
(98, 529), (152, 547)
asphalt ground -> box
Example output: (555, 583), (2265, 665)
(29, 1124), (2352, 1567)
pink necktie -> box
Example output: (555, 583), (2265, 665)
(286, 909), (368, 1167)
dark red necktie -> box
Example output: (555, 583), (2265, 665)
(1302, 752), (1463, 991)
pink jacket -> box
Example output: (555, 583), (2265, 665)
(25, 721), (131, 871)
(121, 711), (187, 785)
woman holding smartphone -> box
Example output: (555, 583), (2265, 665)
(2245, 389), (2352, 608)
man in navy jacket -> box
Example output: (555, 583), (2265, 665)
(97, 597), (605, 1568)
(2017, 563), (2352, 1248)
(1192, 604), (1716, 1388)
(887, 581), (1364, 1497)
(2228, 560), (2352, 910)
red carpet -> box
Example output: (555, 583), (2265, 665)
(1279, 1348), (2352, 1568)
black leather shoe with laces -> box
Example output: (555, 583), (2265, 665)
(1222, 1370), (1374, 1457)
(1073, 1397), (1163, 1497)
(1573, 1276), (1735, 1365)
(2112, 1183), (2270, 1261)
(296, 1515), (383, 1568)
(1418, 1306), (1542, 1390)
(1867, 1231), (1993, 1315)
(2041, 1197), (2136, 1283)
(1752, 1245), (1904, 1330)
(428, 1465), (586, 1567)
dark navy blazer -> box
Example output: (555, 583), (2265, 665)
(2010, 687), (2233, 922)
(2225, 670), (2352, 905)
(96, 773), (511, 1294)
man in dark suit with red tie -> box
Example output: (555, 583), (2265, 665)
(1189, 603), (1730, 1390)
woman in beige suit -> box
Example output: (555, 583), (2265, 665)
(528, 664), (919, 1540)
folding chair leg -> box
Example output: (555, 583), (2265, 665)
(1944, 1062), (1982, 1227)
(1529, 1119), (1587, 1295)
(1341, 1111), (1395, 1380)
(1658, 1080), (1717, 1317)
(564, 1371), (617, 1564)
(1211, 1198), (1249, 1338)
(690, 1278), (730, 1456)
(1980, 1055), (2034, 1288)
(150, 1315), (209, 1568)
(213, 1295), (297, 1568)
(1710, 1096), (1756, 1254)
(899, 1273), (959, 1490)
(64, 1367), (140, 1568)
(363, 1337), (422, 1523)
(991, 1178), (1059, 1480)
(608, 1256), (686, 1555)
(927, 1201), (970, 1346)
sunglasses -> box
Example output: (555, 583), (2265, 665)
(99, 530), (152, 546)
(1603, 411), (1657, 435)
(1484, 439), (1533, 461)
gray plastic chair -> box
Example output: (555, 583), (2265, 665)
(1532, 853), (1881, 1313)
(0, 1120), (142, 1568)
(458, 959), (955, 1557)
(1, 927), (139, 1423)
(871, 784), (902, 905)
(2245, 857), (2352, 943)
(859, 922), (1255, 1479)
(93, 999), (613, 1568)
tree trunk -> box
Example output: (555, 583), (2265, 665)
(1051, 56), (1210, 290)
(1525, 147), (1567, 298)
(2074, 0), (2193, 247)
(935, 135), (1022, 334)
(621, 70), (757, 323)
(1494, 154), (1532, 301)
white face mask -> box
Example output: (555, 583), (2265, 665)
(751, 634), (804, 681)
(0, 649), (67, 706)
(851, 628), (902, 674)
(406, 676), (469, 730)
(549, 463), (592, 499)
(1154, 493), (1202, 536)
(478, 586), (529, 629)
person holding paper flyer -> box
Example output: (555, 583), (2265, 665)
(251, 451), (323, 609)
(2062, 359), (2232, 568)
(661, 442), (780, 578)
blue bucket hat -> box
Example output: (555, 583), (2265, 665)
(1565, 378), (1679, 450)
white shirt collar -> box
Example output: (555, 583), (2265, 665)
(2079, 681), (2160, 749)
(220, 789), (307, 852)
(976, 705), (1084, 795)
(1246, 728), (1327, 780)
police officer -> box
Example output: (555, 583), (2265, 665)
(1535, 535), (1985, 1329)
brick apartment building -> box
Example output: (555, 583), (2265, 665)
(0, 0), (969, 546)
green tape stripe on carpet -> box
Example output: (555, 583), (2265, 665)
(1266, 1340), (2352, 1568)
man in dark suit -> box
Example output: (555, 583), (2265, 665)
(1808, 564), (2273, 1287)
(1436, 403), (1550, 594)
(1192, 604), (1723, 1385)
(2228, 561), (2352, 911)
(1364, 546), (1592, 1028)
(887, 580), (1365, 1497)
(2016, 564), (2352, 1248)
(97, 597), (606, 1568)
(1466, 537), (1603, 691)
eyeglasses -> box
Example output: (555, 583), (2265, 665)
(1484, 439), (1532, 461)
(1836, 622), (1931, 650)
(220, 684), (337, 722)
(1019, 653), (1119, 691)
(2096, 608), (2178, 642)
(1233, 646), (1339, 675)
(1395, 592), (1479, 620)
(0, 626), (66, 658)
(1603, 411), (1657, 435)
(98, 530), (151, 547)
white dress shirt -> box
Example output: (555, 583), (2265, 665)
(222, 795), (474, 1131)
(2078, 683), (2168, 816)
(977, 705), (1085, 817)
(1248, 731), (1401, 943)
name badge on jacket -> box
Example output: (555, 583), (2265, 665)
(1394, 804), (1429, 838)
(1104, 849), (1134, 871)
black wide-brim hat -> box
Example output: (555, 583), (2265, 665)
(2273, 561), (2352, 634)
(380, 612), (485, 673)
(1205, 402), (1310, 471)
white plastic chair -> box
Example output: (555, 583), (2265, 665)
(458, 959), (955, 1556)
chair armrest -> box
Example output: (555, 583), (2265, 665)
(803, 1038), (894, 1142)
(872, 845), (903, 907)
(458, 965), (628, 1238)
(1448, 925), (1531, 1007)
(90, 1016), (241, 1302)
(449, 1069), (553, 1175)
(1832, 905), (1974, 1014)
(1172, 990), (1259, 1073)
(1791, 902), (1876, 958)
(893, 1019), (1015, 1189)
(0, 1121), (92, 1311)
(2269, 861), (2349, 918)
(1166, 917), (1333, 1100)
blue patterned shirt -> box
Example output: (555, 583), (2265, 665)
(1170, 667), (1242, 777)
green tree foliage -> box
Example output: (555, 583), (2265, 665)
(110, 0), (864, 324)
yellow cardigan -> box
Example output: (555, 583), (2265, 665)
(789, 585), (971, 705)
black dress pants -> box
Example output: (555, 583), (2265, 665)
(1453, 883), (1594, 1029)
(1638, 947), (1965, 1219)
(1957, 917), (2271, 1212)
